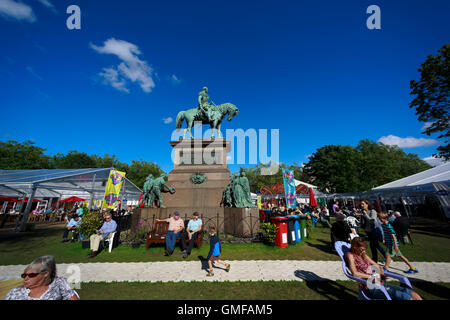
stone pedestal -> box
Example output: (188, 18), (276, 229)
(224, 207), (260, 237)
(162, 139), (231, 208)
(132, 139), (258, 238)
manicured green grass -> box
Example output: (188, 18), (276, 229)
(75, 280), (450, 300)
(0, 218), (449, 265)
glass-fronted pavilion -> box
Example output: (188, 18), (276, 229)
(0, 168), (142, 231)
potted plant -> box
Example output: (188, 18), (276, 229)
(260, 222), (278, 246)
(77, 211), (102, 248)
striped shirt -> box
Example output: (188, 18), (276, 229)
(381, 222), (399, 248)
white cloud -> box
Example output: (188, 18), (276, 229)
(99, 67), (129, 93)
(90, 38), (155, 93)
(423, 156), (446, 167)
(37, 0), (57, 13)
(26, 66), (43, 80)
(162, 117), (173, 124)
(378, 135), (439, 148)
(421, 122), (434, 131)
(171, 74), (181, 84)
(0, 0), (36, 22)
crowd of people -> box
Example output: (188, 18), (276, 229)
(3, 197), (422, 300)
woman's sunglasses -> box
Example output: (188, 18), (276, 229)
(21, 272), (43, 278)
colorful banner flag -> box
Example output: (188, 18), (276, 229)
(257, 196), (262, 209)
(282, 169), (297, 209)
(102, 170), (126, 209)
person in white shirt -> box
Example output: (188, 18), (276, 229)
(180, 212), (203, 258)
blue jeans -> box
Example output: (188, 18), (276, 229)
(166, 231), (181, 250)
(367, 284), (413, 300)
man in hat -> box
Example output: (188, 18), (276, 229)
(180, 212), (203, 258)
(156, 212), (184, 256)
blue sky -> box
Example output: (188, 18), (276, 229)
(0, 0), (449, 174)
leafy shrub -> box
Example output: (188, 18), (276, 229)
(78, 211), (102, 238)
(260, 222), (278, 244)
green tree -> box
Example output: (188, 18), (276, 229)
(409, 44), (450, 160)
(242, 163), (286, 193)
(304, 140), (431, 193)
(0, 140), (52, 169)
(125, 160), (165, 189)
(304, 145), (361, 193)
(357, 140), (430, 190)
(52, 151), (97, 169)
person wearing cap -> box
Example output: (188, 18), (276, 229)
(180, 212), (203, 258)
(156, 212), (184, 256)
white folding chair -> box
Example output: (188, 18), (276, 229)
(103, 232), (116, 253)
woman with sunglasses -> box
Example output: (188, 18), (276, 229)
(345, 237), (422, 300)
(4, 255), (79, 300)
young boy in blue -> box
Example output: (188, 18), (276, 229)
(206, 226), (230, 277)
(378, 212), (418, 274)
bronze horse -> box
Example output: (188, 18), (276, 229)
(175, 103), (239, 139)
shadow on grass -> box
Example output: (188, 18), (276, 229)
(410, 280), (450, 300)
(294, 270), (357, 300)
(305, 239), (335, 255)
(0, 227), (63, 245)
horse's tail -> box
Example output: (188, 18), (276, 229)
(176, 111), (185, 129)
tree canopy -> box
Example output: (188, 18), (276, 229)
(0, 140), (164, 189)
(303, 140), (431, 193)
(240, 162), (309, 194)
(409, 43), (450, 160)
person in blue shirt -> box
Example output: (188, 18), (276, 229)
(88, 213), (117, 258)
(180, 212), (203, 259)
(62, 216), (82, 243)
(206, 226), (230, 277)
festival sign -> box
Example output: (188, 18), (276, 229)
(101, 170), (126, 209)
(282, 169), (297, 209)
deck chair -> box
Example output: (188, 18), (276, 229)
(102, 232), (116, 253)
(334, 241), (412, 300)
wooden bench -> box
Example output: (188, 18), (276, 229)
(145, 220), (203, 251)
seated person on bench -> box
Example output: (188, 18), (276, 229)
(62, 215), (82, 243)
(180, 212), (203, 258)
(156, 211), (184, 256)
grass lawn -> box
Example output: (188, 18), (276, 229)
(74, 280), (450, 300)
(0, 217), (449, 265)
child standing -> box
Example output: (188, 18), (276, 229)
(206, 226), (230, 277)
(378, 212), (418, 274)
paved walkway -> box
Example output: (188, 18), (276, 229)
(1, 260), (450, 283)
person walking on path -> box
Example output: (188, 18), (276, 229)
(156, 211), (184, 256)
(361, 200), (386, 263)
(378, 212), (418, 274)
(180, 212), (202, 258)
(206, 226), (230, 277)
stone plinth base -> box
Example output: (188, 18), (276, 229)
(132, 207), (260, 238)
(224, 207), (260, 237)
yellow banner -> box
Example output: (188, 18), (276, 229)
(101, 170), (126, 209)
(257, 196), (262, 209)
